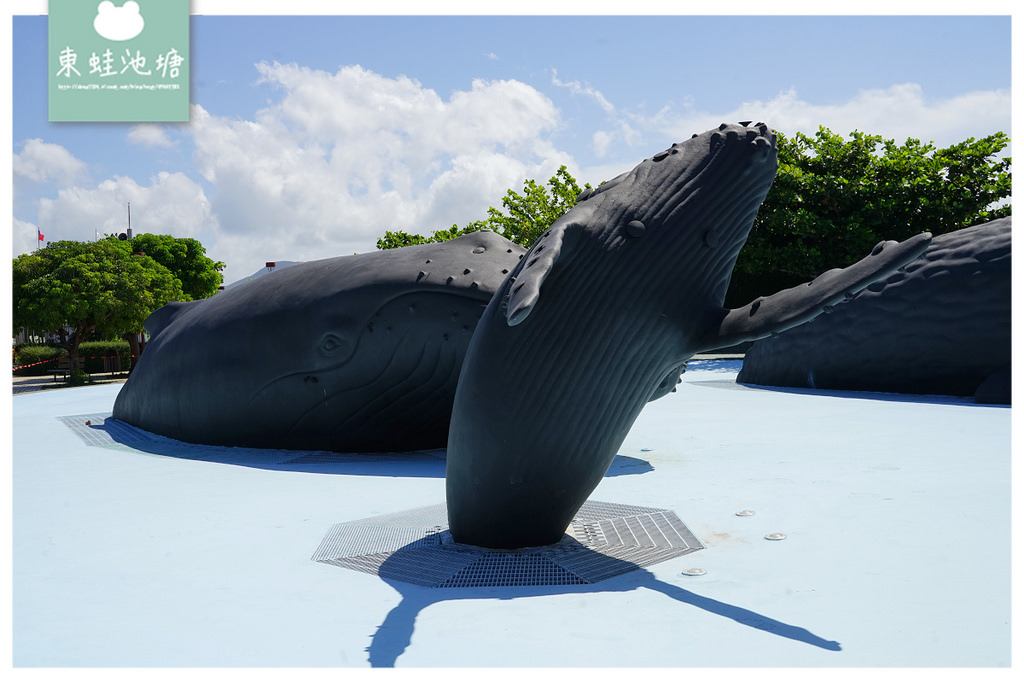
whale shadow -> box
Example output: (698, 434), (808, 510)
(364, 541), (841, 667)
(86, 416), (652, 478)
(695, 379), (1003, 408)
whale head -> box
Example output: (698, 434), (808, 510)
(502, 122), (778, 327)
(577, 121), (777, 302)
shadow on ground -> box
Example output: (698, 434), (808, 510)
(67, 414), (652, 479)
(365, 541), (841, 667)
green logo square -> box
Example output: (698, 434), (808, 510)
(48, 0), (190, 122)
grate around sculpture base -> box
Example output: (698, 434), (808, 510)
(312, 500), (704, 587)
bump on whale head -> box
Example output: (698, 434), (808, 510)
(574, 121), (778, 300)
(501, 122), (778, 327)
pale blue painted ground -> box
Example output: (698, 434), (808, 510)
(10, 361), (1013, 669)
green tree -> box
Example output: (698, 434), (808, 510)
(483, 165), (589, 245)
(728, 127), (1011, 306)
(376, 221), (488, 250)
(12, 239), (184, 373)
(377, 166), (591, 249)
(125, 233), (225, 300)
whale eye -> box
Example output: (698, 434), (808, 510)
(703, 229), (719, 248)
(626, 220), (646, 238)
(318, 332), (352, 358)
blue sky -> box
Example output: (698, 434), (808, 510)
(6, 3), (1015, 284)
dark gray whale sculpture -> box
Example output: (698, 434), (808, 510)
(112, 231), (527, 452)
(445, 122), (933, 549)
(737, 217), (1011, 403)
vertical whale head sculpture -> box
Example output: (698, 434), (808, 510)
(504, 121), (778, 330)
(445, 122), (931, 548)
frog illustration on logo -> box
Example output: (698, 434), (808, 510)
(93, 1), (145, 41)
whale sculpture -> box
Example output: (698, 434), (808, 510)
(112, 231), (527, 452)
(445, 122), (933, 549)
(737, 217), (1011, 403)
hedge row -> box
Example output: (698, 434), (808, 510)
(13, 341), (133, 376)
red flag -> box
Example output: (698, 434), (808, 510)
(37, 229), (44, 241)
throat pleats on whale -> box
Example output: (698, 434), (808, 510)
(445, 122), (932, 549)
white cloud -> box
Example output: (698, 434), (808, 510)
(13, 139), (89, 187)
(126, 124), (177, 149)
(12, 217), (43, 259)
(643, 84), (1012, 151)
(574, 82), (1012, 187)
(30, 171), (218, 252)
(550, 69), (646, 158)
(591, 130), (614, 159)
(551, 69), (615, 114)
(590, 121), (642, 160)
(15, 68), (1009, 287)
(187, 63), (569, 283)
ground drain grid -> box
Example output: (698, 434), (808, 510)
(312, 501), (704, 588)
(56, 413), (160, 447)
(56, 413), (355, 466)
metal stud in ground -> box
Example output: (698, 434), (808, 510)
(312, 500), (705, 588)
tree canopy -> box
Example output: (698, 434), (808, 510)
(125, 233), (225, 300)
(376, 165), (591, 249)
(376, 129), (1011, 311)
(729, 127), (1012, 304)
(13, 239), (185, 369)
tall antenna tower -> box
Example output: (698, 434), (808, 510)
(127, 202), (133, 239)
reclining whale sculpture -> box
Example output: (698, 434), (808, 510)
(113, 231), (527, 452)
(445, 122), (933, 549)
(737, 217), (1011, 403)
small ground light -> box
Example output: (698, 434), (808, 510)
(681, 568), (707, 576)
(764, 533), (787, 541)
(735, 510), (755, 516)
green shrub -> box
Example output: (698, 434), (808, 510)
(68, 369), (92, 386)
(13, 345), (66, 376)
(78, 340), (132, 373)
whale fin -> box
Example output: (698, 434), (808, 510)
(648, 361), (688, 402)
(506, 224), (572, 326)
(144, 300), (196, 338)
(710, 232), (933, 349)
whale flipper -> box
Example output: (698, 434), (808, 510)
(505, 224), (575, 326)
(711, 232), (933, 350)
(648, 362), (687, 401)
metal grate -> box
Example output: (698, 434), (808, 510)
(56, 413), (350, 469)
(57, 414), (161, 447)
(312, 500), (704, 588)
(56, 416), (701, 587)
